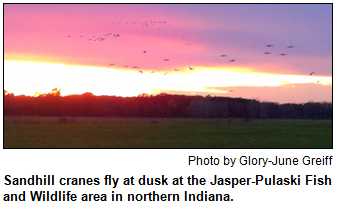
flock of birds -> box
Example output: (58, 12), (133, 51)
(65, 20), (201, 75)
(263, 44), (294, 56)
(65, 19), (318, 80)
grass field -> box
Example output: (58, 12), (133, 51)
(4, 116), (333, 148)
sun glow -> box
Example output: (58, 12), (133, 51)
(4, 61), (332, 97)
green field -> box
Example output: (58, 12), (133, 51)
(4, 116), (332, 148)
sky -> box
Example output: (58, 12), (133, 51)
(4, 4), (332, 103)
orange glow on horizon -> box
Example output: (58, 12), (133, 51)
(4, 60), (332, 103)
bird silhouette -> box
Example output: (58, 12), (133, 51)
(229, 59), (236, 62)
(280, 53), (287, 56)
(266, 45), (273, 47)
(287, 46), (295, 48)
(309, 72), (315, 76)
(174, 69), (180, 71)
(264, 52), (271, 54)
(163, 59), (170, 61)
(220, 55), (227, 57)
(114, 34), (120, 37)
(189, 66), (194, 70)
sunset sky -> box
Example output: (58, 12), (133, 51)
(4, 4), (332, 103)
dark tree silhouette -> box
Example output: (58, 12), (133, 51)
(3, 90), (332, 120)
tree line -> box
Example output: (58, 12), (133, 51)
(4, 91), (332, 120)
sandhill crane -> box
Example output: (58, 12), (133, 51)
(287, 46), (295, 48)
(309, 72), (315, 76)
(264, 52), (271, 54)
(266, 44), (273, 47)
(114, 34), (120, 37)
(220, 55), (227, 57)
(280, 53), (287, 56)
(142, 21), (149, 27)
(229, 59), (236, 62)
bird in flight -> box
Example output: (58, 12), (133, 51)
(151, 71), (155, 73)
(139, 71), (143, 74)
(280, 53), (287, 56)
(287, 46), (295, 48)
(109, 63), (115, 66)
(174, 69), (180, 71)
(163, 59), (170, 61)
(114, 34), (120, 37)
(229, 59), (236, 62)
(189, 66), (194, 70)
(264, 52), (271, 54)
(220, 55), (227, 57)
(309, 72), (315, 76)
(266, 45), (273, 47)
